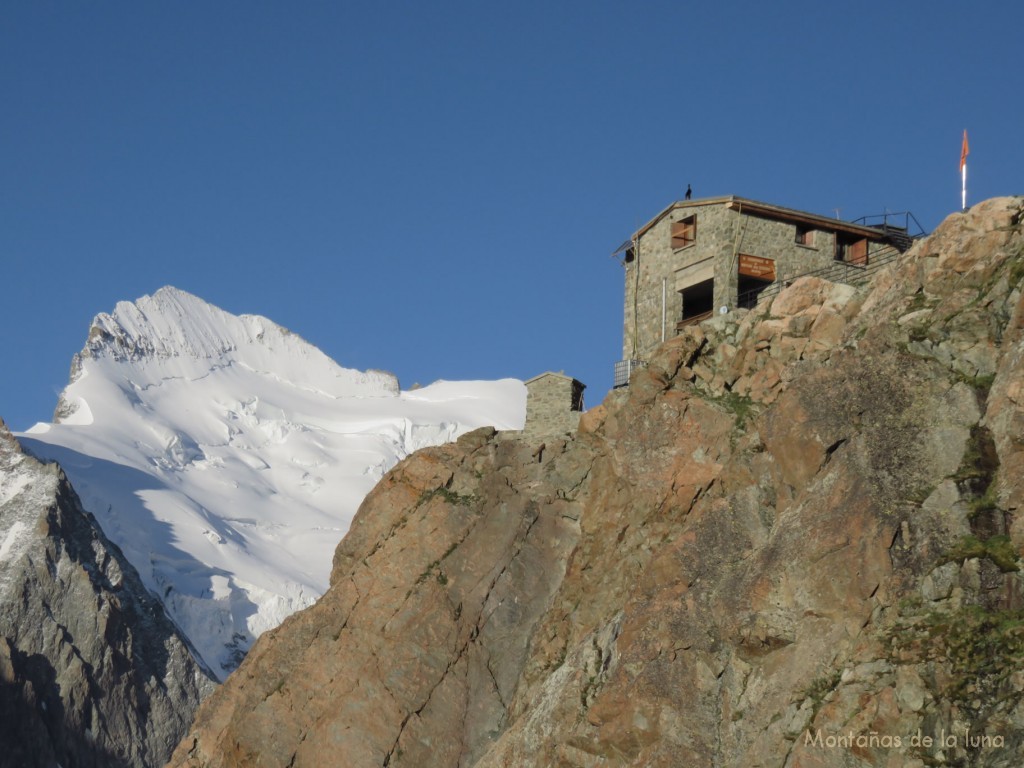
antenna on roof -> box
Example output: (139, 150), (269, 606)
(832, 208), (841, 220)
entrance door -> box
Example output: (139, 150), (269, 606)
(737, 274), (773, 308)
(737, 254), (776, 309)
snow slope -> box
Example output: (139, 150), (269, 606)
(19, 287), (525, 676)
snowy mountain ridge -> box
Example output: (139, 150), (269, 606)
(57, 286), (398, 423)
(20, 287), (526, 676)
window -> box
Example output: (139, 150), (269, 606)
(671, 215), (696, 249)
(795, 225), (815, 246)
(847, 238), (868, 265)
(836, 236), (868, 264)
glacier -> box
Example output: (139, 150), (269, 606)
(18, 286), (526, 676)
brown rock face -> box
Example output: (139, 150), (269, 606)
(169, 197), (1024, 767)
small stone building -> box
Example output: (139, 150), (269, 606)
(522, 372), (585, 439)
(612, 196), (918, 385)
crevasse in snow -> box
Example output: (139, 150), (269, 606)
(20, 287), (526, 677)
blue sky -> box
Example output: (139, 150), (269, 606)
(2, 1), (1020, 431)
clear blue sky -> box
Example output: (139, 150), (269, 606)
(2, 1), (1020, 431)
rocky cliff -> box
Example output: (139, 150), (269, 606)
(0, 419), (216, 768)
(169, 197), (1024, 767)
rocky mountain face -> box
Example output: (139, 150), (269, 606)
(169, 197), (1024, 767)
(0, 419), (216, 768)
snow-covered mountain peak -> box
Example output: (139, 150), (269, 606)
(57, 286), (397, 425)
(22, 288), (525, 676)
(88, 285), (256, 361)
(79, 285), (396, 394)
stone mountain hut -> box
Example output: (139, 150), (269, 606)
(612, 195), (923, 386)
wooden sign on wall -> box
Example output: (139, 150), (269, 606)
(738, 254), (776, 281)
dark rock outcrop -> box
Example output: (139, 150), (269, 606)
(0, 420), (216, 768)
(170, 197), (1024, 767)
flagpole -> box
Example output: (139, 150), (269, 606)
(962, 162), (967, 212)
(959, 129), (969, 211)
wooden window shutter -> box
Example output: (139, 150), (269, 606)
(848, 238), (867, 265)
(671, 215), (696, 249)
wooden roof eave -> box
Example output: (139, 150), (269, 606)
(614, 195), (891, 256)
(723, 199), (889, 239)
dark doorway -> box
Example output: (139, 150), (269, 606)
(679, 278), (714, 327)
(737, 274), (773, 309)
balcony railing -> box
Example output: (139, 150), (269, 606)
(852, 211), (927, 239)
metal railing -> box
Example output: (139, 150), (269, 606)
(852, 211), (927, 238)
(737, 288), (770, 310)
(735, 245), (902, 309)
